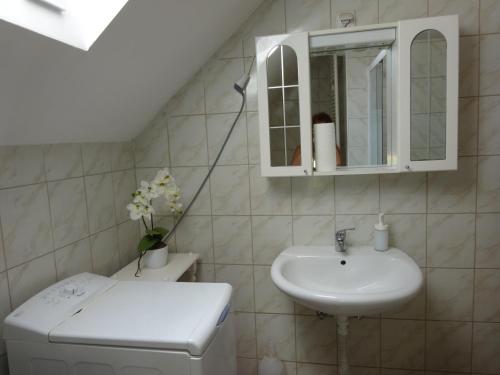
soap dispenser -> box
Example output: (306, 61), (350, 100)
(374, 213), (389, 251)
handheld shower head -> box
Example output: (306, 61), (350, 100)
(233, 56), (255, 95)
(234, 74), (250, 95)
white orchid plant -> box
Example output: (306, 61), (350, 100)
(127, 168), (183, 255)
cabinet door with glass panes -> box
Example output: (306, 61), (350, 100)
(256, 32), (313, 176)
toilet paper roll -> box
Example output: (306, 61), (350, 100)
(314, 122), (336, 171)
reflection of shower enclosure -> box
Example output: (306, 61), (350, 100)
(309, 44), (392, 168)
(367, 49), (390, 165)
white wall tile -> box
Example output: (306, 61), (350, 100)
(458, 97), (478, 156)
(134, 121), (170, 168)
(215, 264), (254, 312)
(335, 175), (379, 214)
(112, 170), (137, 224)
(48, 178), (88, 249)
(286, 0), (331, 32)
(54, 238), (92, 280)
(237, 357), (257, 375)
(0, 228), (5, 272)
(347, 318), (380, 367)
(428, 157), (477, 213)
(85, 173), (116, 234)
(246, 112), (260, 165)
(0, 272), (11, 355)
(43, 144), (83, 181)
(385, 214), (426, 266)
(0, 146), (45, 189)
(478, 95), (500, 155)
(477, 156), (500, 212)
(379, 0), (427, 23)
(81, 143), (112, 175)
(331, 0), (378, 27)
(429, 0), (479, 35)
(426, 321), (472, 371)
(254, 265), (294, 313)
(165, 75), (205, 116)
(110, 142), (134, 171)
(250, 166), (291, 215)
(460, 36), (479, 97)
(241, 0), (286, 57)
(207, 113), (248, 165)
(197, 263), (215, 282)
(480, 34), (500, 96)
(256, 313), (295, 361)
(217, 33), (244, 60)
(472, 322), (500, 374)
(90, 227), (120, 276)
(168, 115), (208, 167)
(211, 166), (251, 215)
(7, 253), (56, 308)
(0, 354), (9, 375)
(474, 269), (500, 322)
(426, 268), (473, 321)
(205, 59), (245, 114)
(381, 319), (425, 369)
(252, 215), (292, 265)
(297, 363), (336, 375)
(292, 176), (334, 215)
(296, 316), (336, 364)
(213, 216), (252, 264)
(117, 220), (140, 267)
(480, 0), (500, 34)
(293, 215), (335, 245)
(176, 216), (213, 263)
(244, 58), (258, 112)
(234, 312), (257, 357)
(476, 214), (500, 268)
(427, 214), (475, 268)
(172, 167), (212, 215)
(0, 184), (53, 268)
(380, 173), (427, 214)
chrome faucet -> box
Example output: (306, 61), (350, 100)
(335, 228), (355, 252)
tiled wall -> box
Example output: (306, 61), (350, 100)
(0, 143), (140, 373)
(132, 0), (500, 374)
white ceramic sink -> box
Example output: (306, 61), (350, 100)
(271, 246), (422, 316)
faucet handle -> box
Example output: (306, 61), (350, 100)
(336, 227), (355, 238)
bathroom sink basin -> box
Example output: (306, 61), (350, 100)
(271, 246), (422, 316)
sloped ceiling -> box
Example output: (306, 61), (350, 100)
(0, 0), (262, 145)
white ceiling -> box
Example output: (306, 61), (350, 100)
(0, 0), (262, 145)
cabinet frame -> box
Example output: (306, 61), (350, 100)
(255, 15), (459, 177)
(398, 16), (459, 172)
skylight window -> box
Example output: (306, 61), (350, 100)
(0, 0), (129, 50)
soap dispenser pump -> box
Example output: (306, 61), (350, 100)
(374, 213), (389, 251)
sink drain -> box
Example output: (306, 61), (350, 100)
(340, 260), (346, 265)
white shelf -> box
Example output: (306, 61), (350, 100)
(112, 252), (200, 282)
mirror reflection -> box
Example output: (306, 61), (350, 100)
(266, 45), (301, 167)
(410, 30), (447, 161)
(308, 44), (392, 169)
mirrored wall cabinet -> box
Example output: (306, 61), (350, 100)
(256, 15), (458, 176)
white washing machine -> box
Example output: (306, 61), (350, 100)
(4, 273), (237, 375)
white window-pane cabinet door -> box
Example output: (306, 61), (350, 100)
(256, 32), (312, 177)
(398, 15), (458, 172)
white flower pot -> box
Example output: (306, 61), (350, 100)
(143, 245), (168, 269)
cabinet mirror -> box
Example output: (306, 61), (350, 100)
(410, 29), (447, 161)
(309, 40), (392, 169)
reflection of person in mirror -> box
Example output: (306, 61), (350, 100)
(290, 112), (342, 166)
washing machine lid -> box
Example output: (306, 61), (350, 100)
(49, 281), (232, 356)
